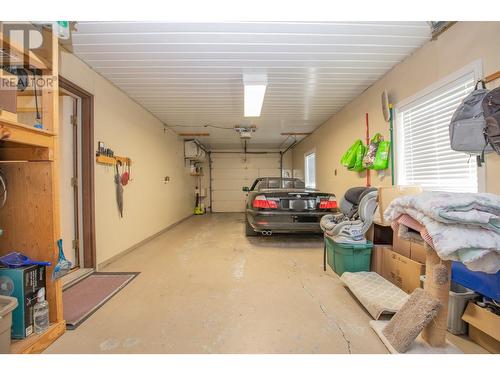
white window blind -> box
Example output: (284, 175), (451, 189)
(397, 73), (479, 193)
(304, 152), (316, 188)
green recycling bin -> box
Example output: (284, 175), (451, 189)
(325, 237), (372, 276)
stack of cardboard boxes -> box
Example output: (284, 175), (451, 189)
(369, 234), (426, 294)
(368, 186), (425, 294)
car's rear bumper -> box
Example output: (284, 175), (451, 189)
(246, 209), (326, 233)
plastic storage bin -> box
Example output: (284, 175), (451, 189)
(325, 237), (372, 276)
(447, 282), (478, 335)
(420, 276), (478, 335)
(0, 296), (18, 354)
(451, 261), (499, 301)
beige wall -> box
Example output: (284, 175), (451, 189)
(60, 49), (195, 266)
(292, 22), (500, 198)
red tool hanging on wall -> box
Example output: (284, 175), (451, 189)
(365, 112), (371, 187)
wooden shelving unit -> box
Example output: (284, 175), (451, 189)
(10, 321), (66, 354)
(0, 27), (65, 353)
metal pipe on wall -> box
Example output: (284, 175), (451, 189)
(210, 151), (281, 154)
(283, 138), (297, 154)
(208, 151), (213, 213)
(279, 151), (283, 177)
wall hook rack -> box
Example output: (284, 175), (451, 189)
(485, 70), (500, 84)
(96, 154), (132, 166)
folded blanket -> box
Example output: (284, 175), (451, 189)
(387, 191), (500, 231)
(384, 192), (500, 274)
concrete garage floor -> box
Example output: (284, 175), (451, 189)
(45, 213), (486, 354)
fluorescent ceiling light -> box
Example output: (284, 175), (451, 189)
(244, 85), (266, 117)
(243, 74), (267, 117)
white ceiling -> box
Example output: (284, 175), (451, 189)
(71, 21), (431, 150)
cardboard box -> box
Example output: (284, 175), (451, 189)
(392, 232), (411, 258)
(367, 223), (393, 246)
(462, 302), (500, 353)
(381, 247), (425, 294)
(392, 231), (428, 264)
(371, 245), (390, 274)
(375, 185), (423, 225)
(469, 327), (500, 354)
(0, 265), (46, 339)
(410, 241), (427, 264)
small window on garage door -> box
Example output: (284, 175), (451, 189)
(304, 151), (316, 189)
(395, 61), (484, 193)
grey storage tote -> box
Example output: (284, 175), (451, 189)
(0, 296), (18, 353)
(448, 282), (477, 335)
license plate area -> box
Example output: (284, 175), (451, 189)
(286, 199), (316, 211)
(292, 215), (319, 223)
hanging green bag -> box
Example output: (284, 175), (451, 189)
(340, 139), (362, 168)
(348, 143), (366, 172)
(373, 140), (391, 170)
(363, 133), (382, 169)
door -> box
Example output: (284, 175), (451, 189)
(59, 95), (83, 268)
(211, 153), (281, 212)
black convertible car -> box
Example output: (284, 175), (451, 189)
(244, 177), (337, 236)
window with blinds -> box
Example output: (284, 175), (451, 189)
(396, 72), (479, 193)
(304, 152), (316, 188)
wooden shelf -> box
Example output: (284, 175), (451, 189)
(96, 154), (131, 166)
(10, 320), (66, 354)
(0, 118), (55, 148)
(0, 27), (62, 354)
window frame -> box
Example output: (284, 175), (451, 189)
(394, 59), (486, 193)
(304, 150), (316, 189)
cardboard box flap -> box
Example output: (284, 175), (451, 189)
(376, 185), (423, 225)
(462, 302), (500, 342)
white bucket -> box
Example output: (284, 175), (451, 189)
(0, 296), (18, 354)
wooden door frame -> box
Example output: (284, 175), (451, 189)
(59, 76), (96, 269)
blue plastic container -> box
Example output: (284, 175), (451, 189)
(451, 261), (499, 301)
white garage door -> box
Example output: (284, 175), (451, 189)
(211, 153), (281, 212)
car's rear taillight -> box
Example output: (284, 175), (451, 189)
(253, 195), (278, 209)
(319, 196), (337, 209)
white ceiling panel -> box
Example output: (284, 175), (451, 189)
(71, 21), (431, 150)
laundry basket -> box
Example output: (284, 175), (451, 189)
(0, 296), (18, 354)
(325, 237), (372, 276)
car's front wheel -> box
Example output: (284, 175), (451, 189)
(245, 220), (257, 236)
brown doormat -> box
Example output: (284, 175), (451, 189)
(63, 272), (139, 329)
